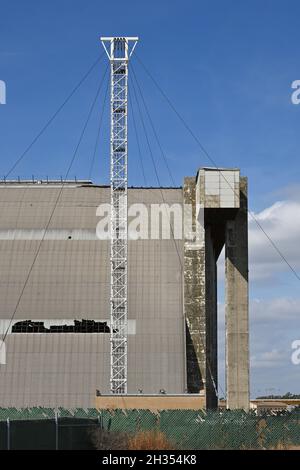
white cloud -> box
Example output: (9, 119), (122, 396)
(217, 296), (300, 393)
(217, 195), (300, 282)
(250, 297), (300, 322)
(249, 198), (300, 280)
(251, 349), (287, 369)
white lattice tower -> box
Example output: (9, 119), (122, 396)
(101, 37), (138, 394)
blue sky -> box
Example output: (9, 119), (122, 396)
(0, 0), (300, 397)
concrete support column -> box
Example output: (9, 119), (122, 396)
(225, 177), (249, 410)
(183, 175), (218, 407)
(183, 177), (206, 394)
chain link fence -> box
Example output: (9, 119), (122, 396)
(0, 407), (299, 450)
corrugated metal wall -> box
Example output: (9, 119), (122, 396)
(0, 185), (185, 407)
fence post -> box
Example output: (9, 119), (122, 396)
(98, 413), (103, 430)
(6, 418), (10, 450)
(55, 411), (59, 450)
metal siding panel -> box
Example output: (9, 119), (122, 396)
(0, 186), (185, 406)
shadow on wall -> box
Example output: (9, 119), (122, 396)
(185, 322), (203, 393)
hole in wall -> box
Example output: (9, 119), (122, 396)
(11, 319), (110, 333)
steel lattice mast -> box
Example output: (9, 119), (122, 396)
(101, 37), (138, 394)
